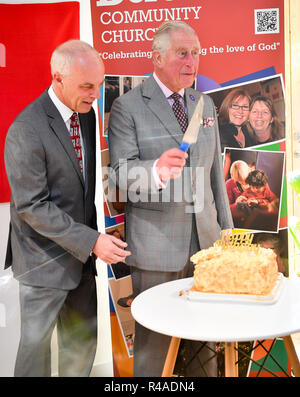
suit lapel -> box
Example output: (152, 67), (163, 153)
(41, 91), (84, 186)
(185, 88), (199, 123)
(142, 76), (183, 146)
(79, 112), (92, 195)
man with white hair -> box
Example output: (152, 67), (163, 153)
(5, 39), (130, 377)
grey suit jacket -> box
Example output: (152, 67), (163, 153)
(4, 90), (100, 289)
(108, 75), (233, 272)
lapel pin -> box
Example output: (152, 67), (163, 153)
(189, 94), (195, 101)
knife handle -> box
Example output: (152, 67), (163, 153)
(179, 142), (190, 152)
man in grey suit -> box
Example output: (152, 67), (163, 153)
(108, 22), (233, 376)
(4, 40), (130, 377)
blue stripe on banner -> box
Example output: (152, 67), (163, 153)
(107, 265), (113, 278)
(107, 266), (116, 312)
(220, 67), (276, 87)
(109, 290), (115, 313)
(97, 85), (104, 120)
(105, 216), (116, 228)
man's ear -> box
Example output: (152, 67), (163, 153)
(53, 72), (63, 85)
(152, 50), (164, 68)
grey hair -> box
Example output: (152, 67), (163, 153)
(230, 160), (250, 182)
(50, 39), (99, 77)
(152, 21), (199, 57)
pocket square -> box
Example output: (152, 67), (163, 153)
(203, 117), (215, 127)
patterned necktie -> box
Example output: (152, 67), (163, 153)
(170, 92), (188, 133)
(69, 112), (83, 173)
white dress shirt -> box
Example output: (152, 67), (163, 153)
(152, 73), (185, 189)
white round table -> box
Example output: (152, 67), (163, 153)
(131, 276), (300, 377)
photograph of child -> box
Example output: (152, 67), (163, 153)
(224, 148), (285, 232)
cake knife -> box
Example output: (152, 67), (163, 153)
(179, 95), (204, 152)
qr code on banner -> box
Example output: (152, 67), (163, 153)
(254, 8), (280, 34)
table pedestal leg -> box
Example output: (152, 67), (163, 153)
(161, 337), (181, 377)
(283, 335), (300, 377)
(225, 342), (239, 377)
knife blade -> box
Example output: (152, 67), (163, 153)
(179, 95), (204, 152)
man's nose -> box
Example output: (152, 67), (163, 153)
(91, 87), (101, 99)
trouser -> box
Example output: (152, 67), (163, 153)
(14, 270), (97, 377)
(131, 217), (217, 377)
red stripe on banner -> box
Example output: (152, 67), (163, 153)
(0, 3), (80, 203)
(279, 215), (287, 229)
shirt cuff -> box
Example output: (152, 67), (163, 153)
(152, 159), (168, 190)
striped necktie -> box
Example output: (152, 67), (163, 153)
(69, 112), (83, 173)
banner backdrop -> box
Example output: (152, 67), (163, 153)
(90, 0), (287, 376)
(0, 2), (80, 203)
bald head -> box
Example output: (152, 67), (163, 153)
(50, 39), (102, 78)
(51, 40), (105, 113)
